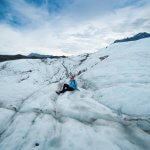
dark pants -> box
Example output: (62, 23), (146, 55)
(59, 84), (74, 93)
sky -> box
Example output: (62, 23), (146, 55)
(0, 0), (150, 56)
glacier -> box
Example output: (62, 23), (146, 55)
(0, 38), (150, 150)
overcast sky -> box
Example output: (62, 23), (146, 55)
(0, 0), (150, 56)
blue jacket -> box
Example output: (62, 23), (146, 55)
(69, 80), (78, 90)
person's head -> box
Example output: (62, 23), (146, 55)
(69, 74), (75, 80)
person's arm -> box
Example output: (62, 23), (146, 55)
(74, 80), (77, 89)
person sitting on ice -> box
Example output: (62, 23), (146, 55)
(56, 74), (78, 95)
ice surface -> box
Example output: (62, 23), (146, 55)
(0, 38), (150, 149)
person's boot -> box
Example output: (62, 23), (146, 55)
(56, 91), (60, 95)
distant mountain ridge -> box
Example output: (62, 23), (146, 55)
(114, 32), (150, 43)
(28, 53), (54, 58)
(0, 53), (66, 62)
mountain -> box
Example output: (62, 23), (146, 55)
(28, 53), (50, 58)
(28, 53), (66, 59)
(0, 38), (150, 149)
(0, 54), (26, 62)
(0, 53), (66, 62)
(114, 32), (150, 43)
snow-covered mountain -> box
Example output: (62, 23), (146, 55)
(114, 32), (150, 43)
(0, 37), (150, 150)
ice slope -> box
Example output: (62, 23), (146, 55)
(80, 38), (150, 116)
(0, 38), (150, 150)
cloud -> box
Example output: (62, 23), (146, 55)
(0, 0), (150, 55)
